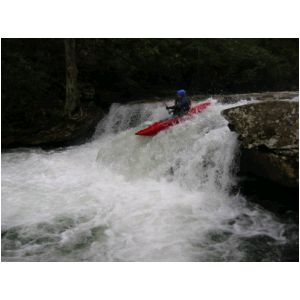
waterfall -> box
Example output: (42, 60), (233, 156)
(1, 99), (288, 261)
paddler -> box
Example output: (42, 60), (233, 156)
(166, 89), (191, 117)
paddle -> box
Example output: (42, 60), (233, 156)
(164, 101), (173, 115)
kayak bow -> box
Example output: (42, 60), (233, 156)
(135, 101), (211, 136)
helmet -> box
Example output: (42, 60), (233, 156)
(176, 89), (186, 96)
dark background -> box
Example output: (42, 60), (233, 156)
(1, 38), (299, 143)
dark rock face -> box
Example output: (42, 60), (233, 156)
(222, 101), (299, 187)
(2, 104), (105, 149)
(214, 91), (299, 103)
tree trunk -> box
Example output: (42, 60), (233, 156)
(64, 38), (80, 117)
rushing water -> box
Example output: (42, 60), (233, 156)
(1, 99), (296, 261)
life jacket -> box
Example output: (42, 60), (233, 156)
(180, 96), (190, 109)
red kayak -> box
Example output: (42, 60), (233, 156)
(135, 101), (211, 136)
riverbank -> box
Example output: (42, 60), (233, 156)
(2, 91), (298, 149)
(2, 103), (105, 149)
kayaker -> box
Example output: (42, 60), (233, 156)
(166, 89), (191, 117)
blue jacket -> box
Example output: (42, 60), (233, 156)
(176, 96), (190, 109)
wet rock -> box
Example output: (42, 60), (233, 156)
(222, 101), (299, 187)
(2, 104), (105, 149)
(214, 91), (298, 103)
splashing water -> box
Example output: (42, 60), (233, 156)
(1, 99), (289, 261)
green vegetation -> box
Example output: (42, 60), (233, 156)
(77, 38), (299, 100)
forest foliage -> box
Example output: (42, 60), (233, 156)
(2, 38), (299, 129)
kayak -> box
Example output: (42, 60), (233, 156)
(135, 101), (211, 136)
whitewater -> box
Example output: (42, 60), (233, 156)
(1, 99), (290, 261)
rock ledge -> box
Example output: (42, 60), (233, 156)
(222, 100), (298, 187)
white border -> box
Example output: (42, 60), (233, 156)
(1, 263), (300, 300)
(0, 0), (300, 37)
(1, 1), (299, 300)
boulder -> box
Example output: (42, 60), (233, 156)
(222, 101), (299, 187)
(2, 104), (105, 149)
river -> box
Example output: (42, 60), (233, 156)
(1, 99), (297, 261)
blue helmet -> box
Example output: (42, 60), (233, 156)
(176, 89), (186, 96)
